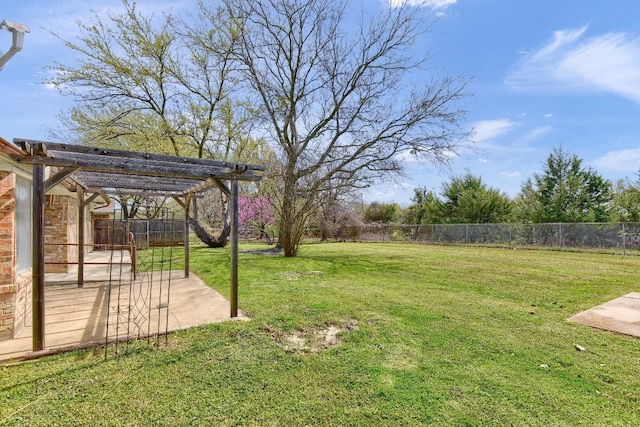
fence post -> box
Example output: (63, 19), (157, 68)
(622, 223), (626, 256)
(559, 223), (563, 251)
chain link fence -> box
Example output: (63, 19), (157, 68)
(335, 223), (640, 255)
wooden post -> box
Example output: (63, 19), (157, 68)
(184, 194), (191, 278)
(77, 184), (85, 288)
(193, 194), (198, 219)
(32, 164), (45, 351)
(230, 180), (239, 318)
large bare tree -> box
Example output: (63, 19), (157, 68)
(219, 0), (470, 256)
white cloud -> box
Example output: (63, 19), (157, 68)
(512, 126), (552, 146)
(470, 119), (516, 142)
(388, 0), (456, 9)
(592, 148), (640, 173)
(506, 26), (640, 104)
(478, 158), (488, 163)
(544, 113), (553, 118)
(368, 189), (395, 202)
(367, 182), (412, 203)
(499, 171), (521, 178)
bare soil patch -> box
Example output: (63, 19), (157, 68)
(262, 319), (358, 354)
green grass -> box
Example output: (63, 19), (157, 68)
(2, 243), (639, 426)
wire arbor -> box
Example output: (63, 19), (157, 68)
(102, 211), (180, 357)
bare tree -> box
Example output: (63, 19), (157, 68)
(115, 194), (169, 220)
(220, 0), (470, 256)
(48, 0), (263, 247)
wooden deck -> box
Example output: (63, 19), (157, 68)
(0, 252), (245, 363)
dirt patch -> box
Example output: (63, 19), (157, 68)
(263, 319), (358, 354)
(278, 271), (323, 281)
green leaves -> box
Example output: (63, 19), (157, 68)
(520, 147), (612, 223)
(404, 174), (513, 224)
(439, 173), (513, 224)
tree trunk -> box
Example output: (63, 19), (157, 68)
(281, 205), (307, 256)
(188, 217), (229, 248)
(274, 222), (284, 250)
(188, 194), (231, 248)
(281, 208), (296, 257)
(281, 176), (300, 256)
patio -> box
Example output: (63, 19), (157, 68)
(569, 292), (640, 338)
(0, 251), (245, 363)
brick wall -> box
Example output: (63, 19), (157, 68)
(45, 194), (78, 273)
(0, 171), (32, 341)
(0, 172), (16, 340)
(0, 172), (14, 285)
(0, 170), (83, 342)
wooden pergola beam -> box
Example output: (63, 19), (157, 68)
(185, 178), (221, 196)
(16, 139), (265, 171)
(44, 167), (79, 193)
(109, 189), (187, 197)
(74, 172), (204, 189)
(82, 192), (102, 207)
(212, 178), (231, 198)
(13, 155), (263, 182)
(23, 140), (47, 156)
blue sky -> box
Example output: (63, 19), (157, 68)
(1, 0), (639, 206)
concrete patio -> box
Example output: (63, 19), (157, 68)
(0, 251), (245, 363)
(569, 292), (640, 338)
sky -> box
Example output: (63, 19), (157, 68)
(1, 0), (639, 206)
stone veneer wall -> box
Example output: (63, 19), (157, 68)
(11, 272), (31, 337)
(0, 171), (32, 340)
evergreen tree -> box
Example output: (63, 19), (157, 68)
(610, 172), (640, 222)
(516, 147), (612, 223)
(402, 187), (441, 224)
(438, 173), (513, 223)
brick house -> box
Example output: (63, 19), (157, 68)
(0, 137), (101, 342)
(0, 136), (32, 341)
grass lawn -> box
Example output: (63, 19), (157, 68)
(1, 243), (639, 426)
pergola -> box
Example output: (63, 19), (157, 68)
(11, 139), (264, 352)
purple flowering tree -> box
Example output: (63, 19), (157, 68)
(238, 196), (276, 244)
